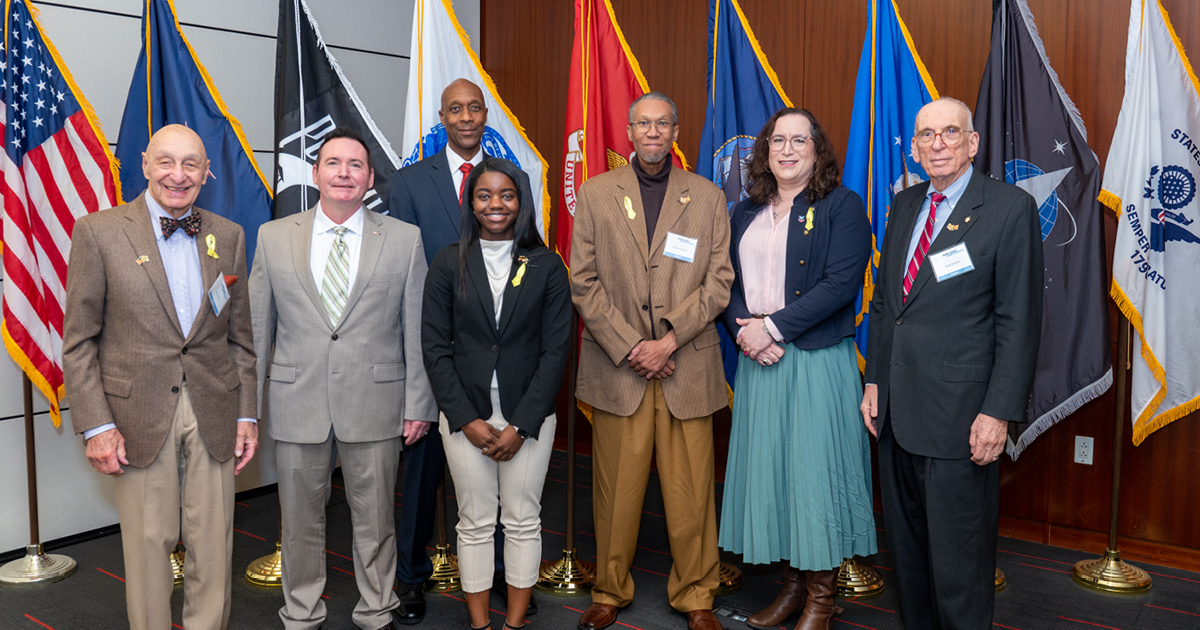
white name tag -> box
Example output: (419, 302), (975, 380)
(663, 231), (698, 263)
(929, 242), (975, 282)
(208, 275), (230, 316)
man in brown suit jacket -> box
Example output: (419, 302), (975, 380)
(63, 125), (258, 630)
(571, 93), (734, 630)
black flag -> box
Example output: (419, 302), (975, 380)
(274, 0), (400, 218)
(974, 0), (1112, 459)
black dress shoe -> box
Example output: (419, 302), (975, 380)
(394, 582), (426, 625)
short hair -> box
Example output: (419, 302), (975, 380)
(914, 97), (975, 134)
(316, 126), (372, 166)
(628, 92), (678, 125)
(745, 108), (841, 205)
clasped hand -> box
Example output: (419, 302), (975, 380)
(628, 329), (677, 379)
(735, 317), (785, 366)
(462, 419), (524, 462)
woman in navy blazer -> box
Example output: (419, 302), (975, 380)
(422, 157), (570, 630)
(717, 109), (877, 630)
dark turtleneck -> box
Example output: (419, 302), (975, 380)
(632, 155), (672, 246)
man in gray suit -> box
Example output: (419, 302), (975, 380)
(251, 127), (437, 630)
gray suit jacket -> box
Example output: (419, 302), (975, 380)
(62, 193), (257, 467)
(250, 205), (437, 444)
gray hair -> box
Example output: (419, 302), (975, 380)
(914, 96), (975, 134)
(628, 92), (678, 125)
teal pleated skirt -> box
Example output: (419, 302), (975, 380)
(718, 337), (878, 570)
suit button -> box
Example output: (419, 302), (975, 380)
(798, 260), (806, 266)
(331, 333), (339, 340)
(794, 290), (801, 296)
(181, 347), (188, 355)
(642, 305), (649, 311)
(896, 319), (903, 326)
(492, 345), (499, 352)
(171, 386), (179, 394)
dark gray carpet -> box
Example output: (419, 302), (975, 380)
(2, 451), (1199, 630)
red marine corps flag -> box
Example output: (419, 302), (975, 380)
(556, 0), (687, 261)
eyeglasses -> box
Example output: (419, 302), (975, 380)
(915, 126), (970, 147)
(769, 135), (809, 151)
(630, 120), (674, 133)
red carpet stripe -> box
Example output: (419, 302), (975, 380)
(96, 567), (125, 582)
(326, 549), (353, 561)
(24, 614), (55, 629)
(1145, 603), (1200, 617)
(993, 624), (1024, 629)
(834, 620), (878, 629)
(331, 565), (355, 576)
(1021, 562), (1072, 575)
(1057, 617), (1123, 629)
(234, 528), (266, 541)
(845, 599), (896, 614)
(998, 549), (1074, 566)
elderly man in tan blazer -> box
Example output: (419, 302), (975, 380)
(571, 93), (734, 630)
(63, 124), (259, 630)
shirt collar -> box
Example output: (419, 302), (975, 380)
(928, 164), (973, 209)
(314, 204), (365, 236)
(445, 146), (484, 173)
(145, 193), (194, 242)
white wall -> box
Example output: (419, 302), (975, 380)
(0, 0), (480, 556)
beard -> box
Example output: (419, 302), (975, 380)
(636, 145), (671, 165)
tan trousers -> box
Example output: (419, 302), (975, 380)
(591, 380), (720, 612)
(113, 383), (235, 630)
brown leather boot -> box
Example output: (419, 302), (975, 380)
(792, 569), (843, 630)
(746, 565), (805, 629)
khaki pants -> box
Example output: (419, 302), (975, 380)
(113, 383), (235, 630)
(591, 380), (720, 612)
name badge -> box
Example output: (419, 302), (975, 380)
(929, 242), (975, 282)
(663, 232), (698, 263)
(208, 274), (231, 316)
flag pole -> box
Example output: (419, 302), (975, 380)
(0, 375), (77, 585)
(537, 308), (596, 595)
(1070, 314), (1151, 593)
(425, 475), (462, 592)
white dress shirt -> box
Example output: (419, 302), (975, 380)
(311, 204), (365, 297)
(902, 165), (974, 280)
(446, 147), (484, 201)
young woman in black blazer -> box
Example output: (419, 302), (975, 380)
(421, 157), (571, 630)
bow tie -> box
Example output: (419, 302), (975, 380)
(160, 214), (202, 239)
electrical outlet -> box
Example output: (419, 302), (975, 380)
(1074, 436), (1094, 465)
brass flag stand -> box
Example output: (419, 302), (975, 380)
(538, 311), (597, 595)
(837, 557), (885, 599)
(425, 477), (462, 592)
(171, 544), (185, 586)
(0, 376), (76, 586)
(1071, 316), (1151, 593)
(246, 503), (284, 588)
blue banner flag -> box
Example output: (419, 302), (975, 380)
(843, 0), (938, 369)
(115, 0), (272, 265)
(698, 0), (792, 395)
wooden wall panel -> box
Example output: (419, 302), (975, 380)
(482, 0), (1200, 562)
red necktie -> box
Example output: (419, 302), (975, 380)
(903, 192), (946, 302)
(457, 163), (473, 202)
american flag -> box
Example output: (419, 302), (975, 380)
(1, 0), (120, 427)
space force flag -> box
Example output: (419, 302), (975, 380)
(403, 0), (549, 242)
(1104, 0), (1200, 445)
(274, 0), (402, 218)
(697, 0), (792, 395)
(2, 0), (121, 427)
(557, 0), (689, 263)
(973, 0), (1113, 459)
(115, 0), (272, 265)
(843, 0), (937, 370)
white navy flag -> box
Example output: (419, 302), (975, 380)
(1103, 0), (1200, 445)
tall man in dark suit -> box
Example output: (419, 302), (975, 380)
(388, 78), (534, 623)
(63, 124), (259, 630)
(861, 97), (1043, 629)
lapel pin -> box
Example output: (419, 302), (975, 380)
(965, 216), (972, 223)
(947, 223), (959, 231)
(136, 255), (150, 266)
(805, 207), (815, 230)
(205, 234), (219, 259)
(624, 196), (636, 219)
(372, 230), (381, 236)
(679, 195), (690, 205)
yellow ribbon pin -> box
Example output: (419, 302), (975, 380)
(136, 255), (150, 266)
(624, 196), (636, 219)
(512, 257), (529, 287)
(947, 223), (959, 231)
(205, 234), (219, 259)
(805, 207), (815, 230)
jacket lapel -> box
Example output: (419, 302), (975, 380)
(891, 183), (928, 314)
(122, 194), (184, 337)
(649, 169), (690, 257)
(290, 208), (329, 328)
(431, 149), (462, 233)
(185, 208), (219, 342)
(466, 242), (497, 328)
(614, 167), (650, 267)
(496, 247), (530, 336)
(337, 210), (384, 329)
(903, 173), (984, 306)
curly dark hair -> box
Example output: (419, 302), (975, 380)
(744, 108), (841, 206)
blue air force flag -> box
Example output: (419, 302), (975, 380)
(697, 0), (792, 394)
(973, 0), (1112, 459)
(402, 0), (550, 242)
(1103, 0), (1200, 445)
(843, 0), (938, 369)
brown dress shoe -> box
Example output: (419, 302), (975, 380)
(577, 602), (619, 630)
(685, 609), (725, 630)
(792, 569), (844, 630)
(747, 565), (806, 629)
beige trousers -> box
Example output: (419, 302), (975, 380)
(440, 389), (556, 592)
(591, 380), (720, 612)
(112, 382), (235, 630)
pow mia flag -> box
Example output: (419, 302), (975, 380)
(274, 0), (401, 218)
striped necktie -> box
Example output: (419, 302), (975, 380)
(321, 226), (351, 324)
(457, 162), (473, 201)
(903, 192), (946, 302)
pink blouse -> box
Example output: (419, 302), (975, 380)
(737, 202), (789, 342)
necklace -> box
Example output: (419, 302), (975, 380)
(487, 260), (513, 281)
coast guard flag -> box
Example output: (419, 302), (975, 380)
(115, 0), (272, 265)
(403, 0), (549, 242)
(1103, 0), (1200, 445)
(843, 0), (937, 370)
(274, 0), (401, 218)
(974, 0), (1112, 459)
(2, 0), (121, 427)
(697, 0), (792, 394)
(557, 0), (688, 263)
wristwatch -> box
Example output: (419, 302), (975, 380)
(515, 427), (533, 439)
